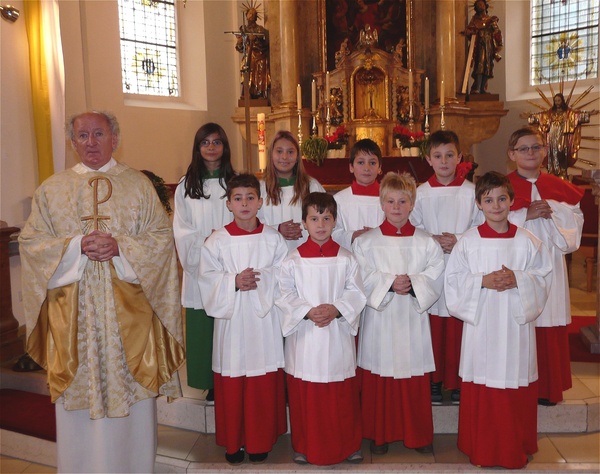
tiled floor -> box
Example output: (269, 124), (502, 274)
(2, 250), (599, 473)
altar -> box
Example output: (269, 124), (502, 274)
(303, 157), (433, 192)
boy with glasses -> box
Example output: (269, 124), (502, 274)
(507, 127), (584, 406)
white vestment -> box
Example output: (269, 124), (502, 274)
(332, 187), (385, 250)
(410, 179), (483, 316)
(444, 225), (553, 388)
(508, 183), (583, 327)
(276, 246), (367, 382)
(198, 224), (288, 377)
(173, 177), (232, 308)
(258, 178), (325, 252)
(353, 226), (445, 378)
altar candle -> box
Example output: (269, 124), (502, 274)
(425, 77), (430, 109)
(408, 69), (413, 101)
(297, 84), (302, 110)
(325, 71), (330, 100)
(311, 79), (317, 112)
(440, 80), (445, 107)
(257, 113), (266, 170)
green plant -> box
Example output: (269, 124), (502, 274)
(301, 136), (329, 166)
(142, 170), (173, 214)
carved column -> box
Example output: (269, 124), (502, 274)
(0, 226), (23, 362)
(580, 169), (600, 354)
(436, 0), (457, 102)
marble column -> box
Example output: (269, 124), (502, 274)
(436, 0), (457, 102)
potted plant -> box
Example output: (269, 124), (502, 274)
(393, 125), (425, 157)
(301, 136), (329, 166)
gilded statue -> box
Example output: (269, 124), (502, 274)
(528, 93), (592, 178)
(236, 3), (270, 100)
(462, 0), (503, 94)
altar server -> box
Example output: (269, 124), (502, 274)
(507, 126), (583, 406)
(199, 173), (288, 464)
(353, 171), (445, 455)
(277, 192), (366, 465)
(445, 171), (552, 469)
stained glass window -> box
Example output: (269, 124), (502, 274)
(118, 0), (179, 96)
(531, 0), (599, 85)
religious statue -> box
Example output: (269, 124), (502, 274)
(462, 0), (503, 94)
(358, 24), (378, 50)
(335, 38), (351, 68)
(235, 3), (270, 100)
(528, 93), (592, 178)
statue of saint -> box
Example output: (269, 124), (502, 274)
(528, 93), (591, 178)
(236, 6), (270, 100)
(463, 0), (503, 94)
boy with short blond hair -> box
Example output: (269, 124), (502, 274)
(445, 171), (552, 468)
(353, 172), (445, 455)
(410, 129), (482, 404)
(507, 126), (584, 406)
(332, 138), (385, 250)
(277, 192), (366, 465)
(198, 173), (288, 464)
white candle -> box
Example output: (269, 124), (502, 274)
(325, 72), (330, 100)
(311, 79), (317, 113)
(425, 77), (430, 109)
(257, 113), (266, 170)
(297, 84), (302, 110)
(408, 69), (413, 101)
(440, 80), (445, 107)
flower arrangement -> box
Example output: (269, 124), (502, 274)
(325, 124), (349, 150)
(393, 125), (425, 149)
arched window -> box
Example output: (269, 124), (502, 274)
(531, 0), (599, 85)
(118, 0), (179, 96)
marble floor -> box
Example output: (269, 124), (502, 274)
(1, 250), (599, 473)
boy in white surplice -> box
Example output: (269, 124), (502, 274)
(198, 173), (288, 465)
(445, 171), (552, 469)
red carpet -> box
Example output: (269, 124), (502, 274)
(568, 316), (600, 363)
(0, 388), (56, 441)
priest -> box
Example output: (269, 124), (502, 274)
(18, 111), (185, 473)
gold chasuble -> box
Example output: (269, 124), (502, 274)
(19, 162), (185, 419)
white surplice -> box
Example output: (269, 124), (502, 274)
(258, 178), (325, 252)
(410, 179), (483, 317)
(508, 181), (583, 327)
(444, 225), (553, 388)
(198, 224), (288, 377)
(276, 246), (367, 382)
(353, 226), (445, 378)
(173, 177), (232, 309)
(332, 187), (385, 251)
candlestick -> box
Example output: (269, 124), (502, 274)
(297, 84), (302, 110)
(311, 79), (317, 113)
(325, 71), (330, 99)
(257, 113), (266, 170)
(440, 80), (445, 107)
(408, 69), (413, 102)
(425, 77), (430, 109)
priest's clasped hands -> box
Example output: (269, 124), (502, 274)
(81, 230), (119, 262)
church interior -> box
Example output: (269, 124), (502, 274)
(1, 0), (599, 471)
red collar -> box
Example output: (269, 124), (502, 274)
(477, 221), (517, 238)
(225, 219), (264, 236)
(508, 171), (584, 210)
(380, 219), (416, 236)
(427, 175), (465, 188)
(297, 237), (340, 257)
(351, 180), (380, 196)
